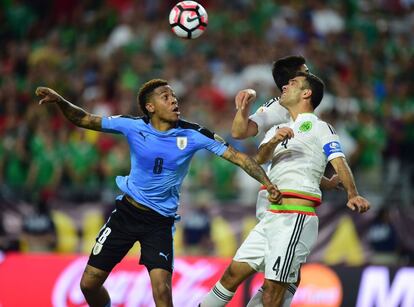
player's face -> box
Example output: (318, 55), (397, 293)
(280, 76), (306, 107)
(147, 85), (180, 122)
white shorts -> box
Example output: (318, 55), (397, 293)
(233, 211), (318, 283)
(255, 189), (269, 220)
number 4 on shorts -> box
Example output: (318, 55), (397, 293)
(272, 256), (281, 275)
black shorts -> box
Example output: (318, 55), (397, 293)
(87, 195), (175, 273)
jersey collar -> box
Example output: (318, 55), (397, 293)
(295, 112), (317, 121)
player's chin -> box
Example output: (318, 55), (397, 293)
(168, 113), (180, 122)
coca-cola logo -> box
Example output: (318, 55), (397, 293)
(52, 257), (222, 307)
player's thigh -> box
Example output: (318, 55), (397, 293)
(139, 215), (175, 273)
(264, 213), (318, 283)
(233, 220), (266, 272)
(87, 205), (138, 272)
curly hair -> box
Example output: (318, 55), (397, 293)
(137, 79), (169, 116)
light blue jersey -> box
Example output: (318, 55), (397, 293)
(102, 116), (228, 217)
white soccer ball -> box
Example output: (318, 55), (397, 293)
(169, 1), (208, 39)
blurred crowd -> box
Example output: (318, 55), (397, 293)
(0, 0), (413, 262)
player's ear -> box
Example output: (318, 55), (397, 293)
(302, 88), (312, 100)
(145, 102), (155, 114)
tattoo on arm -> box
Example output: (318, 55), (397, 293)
(254, 140), (279, 165)
(57, 99), (102, 131)
(222, 146), (271, 186)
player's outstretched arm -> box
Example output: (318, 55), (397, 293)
(320, 174), (342, 190)
(330, 157), (370, 213)
(231, 89), (258, 139)
(35, 87), (102, 131)
(254, 127), (294, 164)
(221, 145), (282, 203)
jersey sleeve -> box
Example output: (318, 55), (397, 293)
(249, 98), (290, 136)
(259, 125), (278, 147)
(318, 122), (345, 161)
(194, 127), (228, 156)
(101, 115), (134, 135)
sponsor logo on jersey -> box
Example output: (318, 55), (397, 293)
(299, 121), (313, 132)
(177, 137), (188, 150)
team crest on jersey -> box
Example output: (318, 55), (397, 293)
(177, 137), (187, 150)
(299, 121), (313, 132)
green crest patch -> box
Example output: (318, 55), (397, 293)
(299, 121), (312, 132)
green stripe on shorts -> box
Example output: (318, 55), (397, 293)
(269, 203), (316, 213)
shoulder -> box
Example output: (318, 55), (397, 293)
(178, 119), (214, 139)
(178, 119), (228, 145)
(255, 97), (287, 116)
(107, 115), (149, 122)
(120, 115), (149, 123)
(315, 119), (337, 135)
(263, 97), (280, 108)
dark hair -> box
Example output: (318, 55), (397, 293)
(296, 72), (325, 109)
(272, 55), (307, 91)
(137, 79), (169, 116)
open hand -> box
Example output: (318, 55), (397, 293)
(35, 87), (64, 105)
(235, 89), (256, 110)
(346, 195), (370, 213)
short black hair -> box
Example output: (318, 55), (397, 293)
(296, 72), (325, 110)
(272, 55), (307, 91)
(137, 79), (169, 116)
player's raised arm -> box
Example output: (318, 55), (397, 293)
(329, 157), (370, 213)
(35, 87), (102, 131)
(231, 89), (259, 139)
(221, 145), (282, 203)
(254, 127), (294, 165)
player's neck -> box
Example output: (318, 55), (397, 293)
(288, 105), (313, 121)
(150, 117), (177, 131)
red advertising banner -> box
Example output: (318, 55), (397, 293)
(1, 253), (414, 307)
(0, 253), (244, 307)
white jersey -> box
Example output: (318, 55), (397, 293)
(261, 113), (345, 205)
(249, 97), (290, 137)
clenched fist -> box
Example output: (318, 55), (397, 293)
(35, 87), (64, 105)
(270, 127), (294, 144)
(235, 88), (256, 110)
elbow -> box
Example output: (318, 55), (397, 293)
(231, 128), (248, 139)
(231, 131), (245, 140)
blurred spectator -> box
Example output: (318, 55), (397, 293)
(21, 199), (56, 252)
(182, 195), (213, 256)
(367, 208), (400, 265)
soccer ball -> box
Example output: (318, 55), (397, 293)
(169, 1), (208, 39)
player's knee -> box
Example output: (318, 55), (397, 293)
(80, 278), (99, 295)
